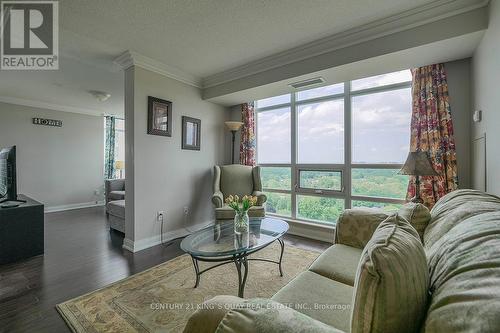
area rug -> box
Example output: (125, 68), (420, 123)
(56, 242), (321, 333)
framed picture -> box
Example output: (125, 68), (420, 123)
(182, 116), (201, 150)
(148, 96), (172, 137)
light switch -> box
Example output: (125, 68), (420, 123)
(473, 110), (482, 122)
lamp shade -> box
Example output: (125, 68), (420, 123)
(115, 160), (125, 170)
(225, 121), (243, 131)
(399, 151), (438, 176)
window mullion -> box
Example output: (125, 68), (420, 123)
(344, 81), (352, 209)
(291, 92), (297, 220)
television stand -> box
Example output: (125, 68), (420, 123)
(0, 197), (27, 208)
(0, 194), (44, 264)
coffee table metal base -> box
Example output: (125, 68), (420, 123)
(189, 238), (285, 297)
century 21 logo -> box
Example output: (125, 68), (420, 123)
(1, 1), (59, 70)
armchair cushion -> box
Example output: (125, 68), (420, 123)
(108, 190), (125, 201)
(215, 205), (265, 220)
(334, 208), (389, 249)
(220, 165), (254, 198)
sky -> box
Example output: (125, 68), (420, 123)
(257, 70), (412, 164)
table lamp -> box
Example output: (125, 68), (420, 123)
(225, 121), (243, 164)
(399, 151), (438, 203)
(115, 160), (125, 179)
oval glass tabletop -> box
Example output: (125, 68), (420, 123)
(180, 217), (289, 258)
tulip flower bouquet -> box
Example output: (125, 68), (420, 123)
(225, 195), (257, 234)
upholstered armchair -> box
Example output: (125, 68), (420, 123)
(212, 165), (267, 220)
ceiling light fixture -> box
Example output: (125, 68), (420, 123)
(88, 90), (111, 102)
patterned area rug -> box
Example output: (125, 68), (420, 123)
(56, 242), (320, 333)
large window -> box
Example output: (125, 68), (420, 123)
(256, 70), (412, 225)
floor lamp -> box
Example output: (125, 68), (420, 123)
(399, 151), (438, 203)
(225, 121), (243, 164)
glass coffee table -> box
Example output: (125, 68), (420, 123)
(180, 217), (289, 297)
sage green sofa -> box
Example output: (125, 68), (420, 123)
(184, 190), (500, 332)
(212, 165), (267, 220)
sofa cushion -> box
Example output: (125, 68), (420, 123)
(215, 205), (265, 220)
(108, 190), (125, 201)
(398, 203), (431, 240)
(272, 271), (352, 332)
(309, 244), (362, 286)
(351, 214), (428, 333)
(422, 190), (500, 332)
(107, 200), (125, 219)
(335, 208), (389, 249)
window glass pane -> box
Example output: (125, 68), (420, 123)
(351, 168), (408, 199)
(115, 118), (125, 130)
(352, 200), (402, 212)
(261, 167), (291, 190)
(299, 170), (342, 191)
(352, 87), (411, 164)
(351, 70), (411, 91)
(297, 99), (344, 164)
(256, 94), (290, 108)
(297, 83), (344, 101)
(257, 107), (291, 163)
(297, 195), (344, 223)
(264, 192), (291, 216)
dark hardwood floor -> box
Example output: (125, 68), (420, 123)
(0, 207), (330, 333)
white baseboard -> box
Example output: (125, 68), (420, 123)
(122, 220), (214, 253)
(45, 201), (105, 213)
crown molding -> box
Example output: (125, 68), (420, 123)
(0, 96), (105, 117)
(113, 50), (203, 88)
(202, 0), (489, 88)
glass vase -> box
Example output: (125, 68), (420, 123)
(234, 211), (249, 235)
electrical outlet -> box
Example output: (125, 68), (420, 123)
(157, 211), (164, 222)
(94, 189), (100, 195)
(183, 206), (189, 215)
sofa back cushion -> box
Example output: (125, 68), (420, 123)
(422, 189), (500, 332)
(398, 203), (431, 241)
(220, 165), (255, 198)
(351, 214), (428, 333)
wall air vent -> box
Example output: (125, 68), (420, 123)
(288, 77), (325, 89)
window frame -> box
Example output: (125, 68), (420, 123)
(257, 75), (411, 224)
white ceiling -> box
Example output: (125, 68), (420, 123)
(0, 0), (487, 115)
(59, 0), (436, 78)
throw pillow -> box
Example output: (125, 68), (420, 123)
(398, 203), (431, 240)
(351, 214), (429, 333)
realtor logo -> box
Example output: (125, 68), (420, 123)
(1, 1), (58, 70)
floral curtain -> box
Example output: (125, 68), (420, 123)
(406, 63), (458, 208)
(104, 116), (116, 179)
(239, 102), (256, 166)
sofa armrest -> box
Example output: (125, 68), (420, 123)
(334, 208), (389, 249)
(212, 191), (224, 208)
(184, 296), (341, 333)
(252, 190), (267, 206)
(105, 179), (125, 203)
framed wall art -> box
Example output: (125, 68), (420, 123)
(147, 96), (172, 137)
(181, 116), (201, 151)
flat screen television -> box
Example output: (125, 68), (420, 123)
(0, 146), (21, 203)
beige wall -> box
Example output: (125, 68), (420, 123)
(472, 0), (500, 195)
(125, 66), (228, 246)
(0, 102), (104, 209)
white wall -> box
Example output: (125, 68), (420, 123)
(125, 66), (228, 248)
(0, 102), (104, 209)
(471, 0), (500, 195)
